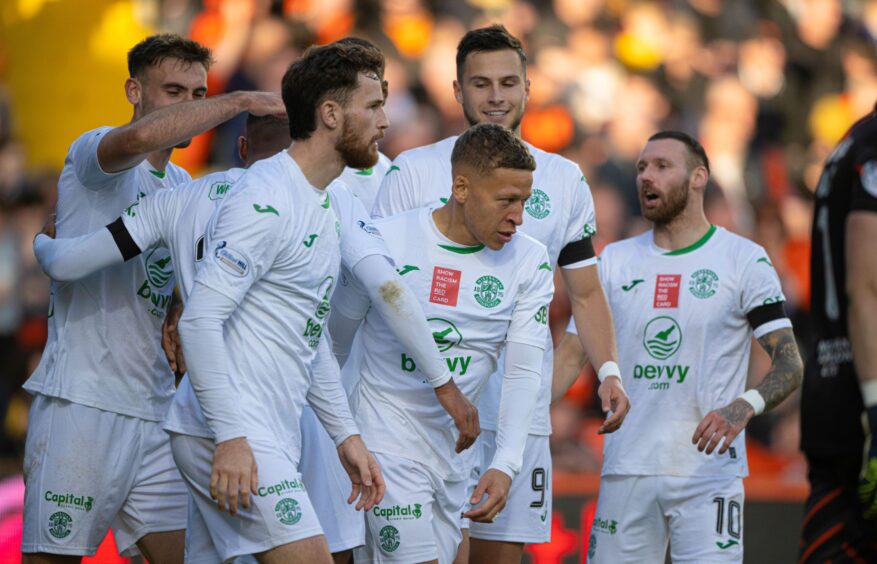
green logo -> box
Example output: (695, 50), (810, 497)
(583, 223), (596, 237)
(315, 276), (334, 320)
(48, 511), (72, 539)
(622, 279), (644, 292)
(386, 165), (400, 175)
(257, 479), (305, 497)
(593, 517), (618, 535)
(304, 276), (334, 348)
(643, 317), (682, 360)
(756, 257), (773, 267)
(429, 318), (463, 353)
(123, 201), (139, 217)
(440, 197), (449, 204)
(397, 265), (420, 276)
(380, 525), (401, 552)
(253, 203), (279, 216)
(525, 188), (551, 219)
(717, 539), (739, 550)
(209, 181), (231, 200)
(44, 491), (93, 512)
(303, 234), (318, 248)
(274, 498), (302, 526)
(322, 195), (331, 209)
(689, 269), (719, 299)
(534, 305), (548, 325)
(145, 250), (173, 289)
(763, 295), (783, 305)
(538, 262), (552, 272)
(474, 275), (505, 308)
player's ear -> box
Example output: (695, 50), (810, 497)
(125, 77), (141, 107)
(691, 165), (709, 192)
(453, 80), (463, 105)
(237, 136), (248, 163)
(319, 100), (341, 131)
(451, 174), (470, 204)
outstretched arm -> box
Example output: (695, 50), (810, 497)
(98, 91), (284, 173)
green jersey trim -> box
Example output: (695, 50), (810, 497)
(437, 243), (485, 254)
(663, 224), (716, 256)
(149, 169), (166, 179)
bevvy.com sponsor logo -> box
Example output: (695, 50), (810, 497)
(635, 317), (689, 391)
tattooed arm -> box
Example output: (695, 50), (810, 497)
(692, 327), (803, 455)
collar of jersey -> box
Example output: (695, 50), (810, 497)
(148, 169), (166, 179)
(651, 224), (717, 256)
(426, 208), (485, 254)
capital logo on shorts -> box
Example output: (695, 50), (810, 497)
(429, 318), (463, 352)
(474, 275), (504, 309)
(643, 317), (682, 360)
(145, 248), (174, 289)
(525, 189), (551, 219)
(48, 511), (72, 539)
(688, 269), (719, 299)
(379, 525), (400, 552)
(274, 498), (302, 526)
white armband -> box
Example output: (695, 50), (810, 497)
(738, 389), (765, 415)
(597, 361), (621, 383)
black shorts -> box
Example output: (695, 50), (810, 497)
(800, 452), (877, 563)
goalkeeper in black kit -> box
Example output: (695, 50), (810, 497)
(800, 104), (877, 562)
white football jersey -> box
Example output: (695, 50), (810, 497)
(339, 208), (554, 481)
(371, 136), (596, 435)
(597, 226), (789, 478)
(163, 152), (341, 454)
(25, 126), (189, 421)
(337, 151), (391, 212)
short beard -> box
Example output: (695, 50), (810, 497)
(641, 180), (689, 225)
(462, 105), (524, 133)
(336, 119), (377, 170)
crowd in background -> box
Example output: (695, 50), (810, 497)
(1, 0), (876, 480)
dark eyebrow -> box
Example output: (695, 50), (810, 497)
(162, 82), (188, 90)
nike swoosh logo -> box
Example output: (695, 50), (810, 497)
(253, 204), (279, 216)
(397, 265), (420, 276)
(303, 234), (318, 247)
(716, 540), (739, 550)
(622, 279), (644, 291)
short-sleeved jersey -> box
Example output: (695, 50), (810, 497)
(337, 151), (391, 213)
(341, 208), (553, 481)
(372, 136), (596, 436)
(802, 111), (877, 454)
(598, 226), (789, 478)
(24, 126), (190, 421)
(163, 152), (341, 454)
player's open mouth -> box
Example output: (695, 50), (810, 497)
(642, 191), (660, 207)
(497, 231), (514, 242)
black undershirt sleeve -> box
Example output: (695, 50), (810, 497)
(558, 237), (596, 267)
(746, 301), (787, 331)
(106, 217), (142, 261)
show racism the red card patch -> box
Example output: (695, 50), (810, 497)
(654, 274), (681, 308)
(431, 266), (461, 306)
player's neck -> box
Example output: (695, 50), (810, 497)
(288, 141), (345, 190)
(652, 211), (711, 252)
(432, 205), (480, 246)
(145, 149), (173, 173)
